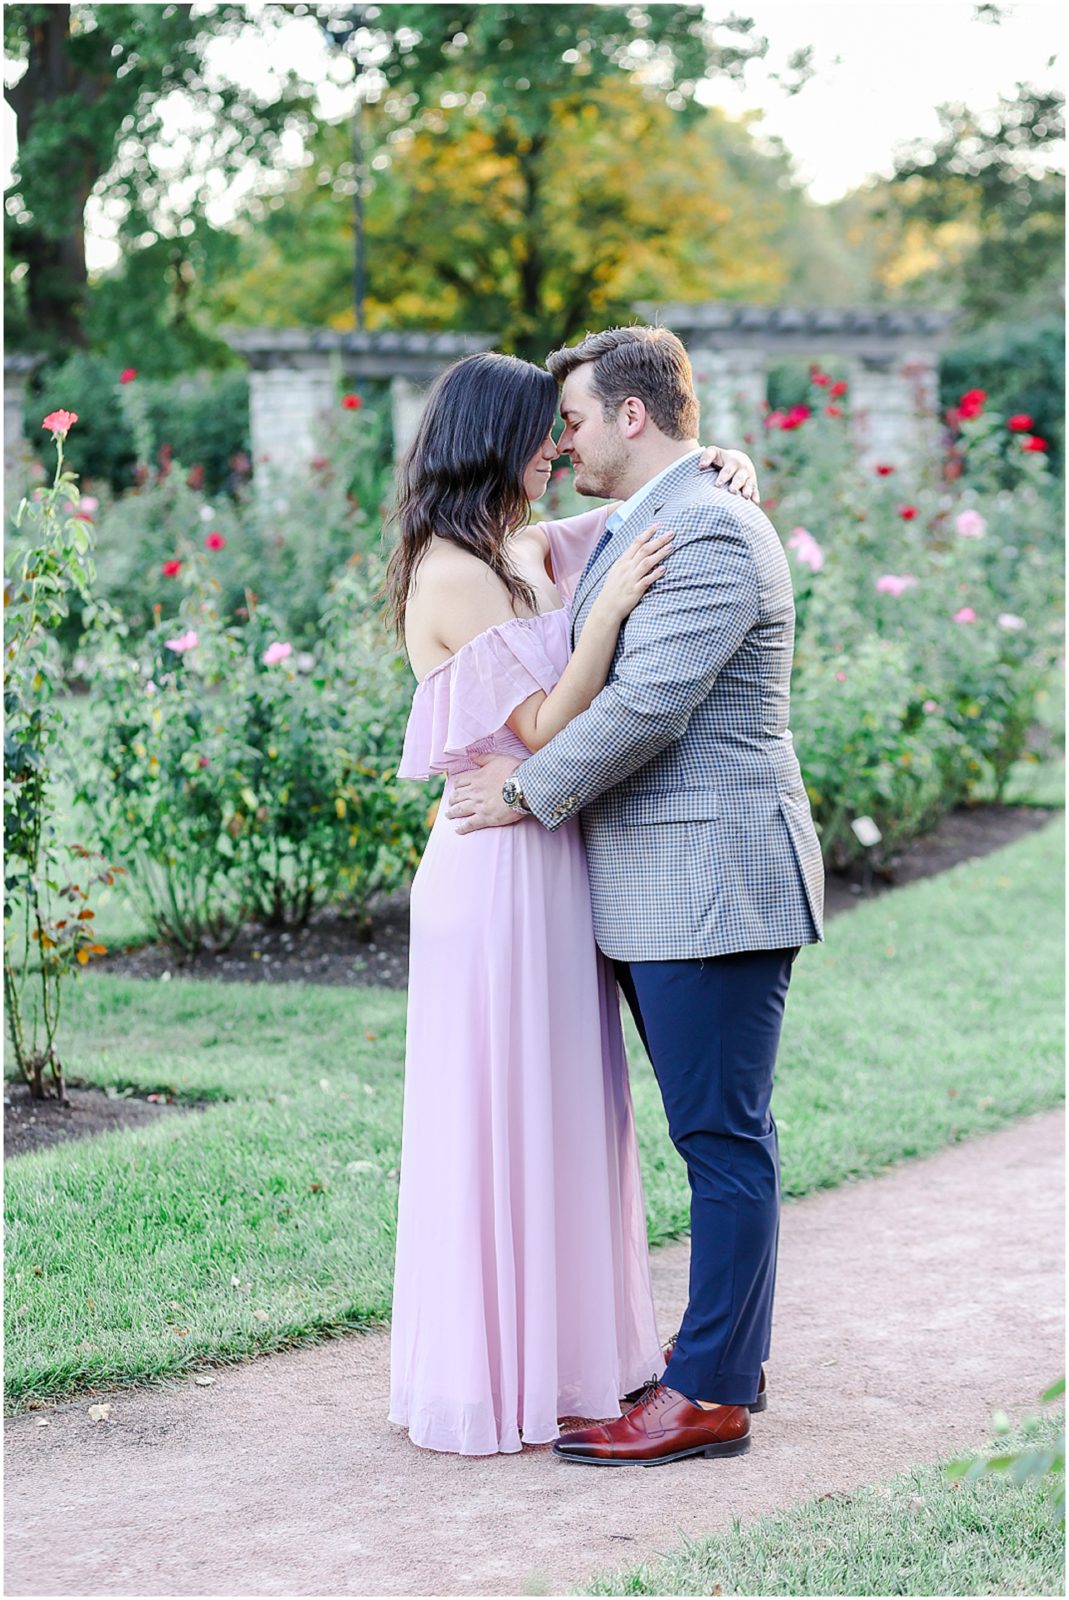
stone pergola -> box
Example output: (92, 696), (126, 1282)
(225, 306), (958, 477)
(637, 302), (958, 467)
(5, 307), (960, 482)
(222, 328), (497, 475)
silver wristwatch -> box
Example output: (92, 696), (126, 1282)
(501, 776), (530, 815)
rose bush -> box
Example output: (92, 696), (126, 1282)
(4, 411), (122, 1099)
(79, 544), (434, 953)
(18, 380), (395, 661)
(766, 375), (1062, 862)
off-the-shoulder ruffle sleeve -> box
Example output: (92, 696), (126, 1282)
(535, 505), (612, 604)
(398, 612), (569, 780)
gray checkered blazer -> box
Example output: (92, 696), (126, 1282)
(516, 454), (824, 962)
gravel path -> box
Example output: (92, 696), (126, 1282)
(4, 1110), (1063, 1599)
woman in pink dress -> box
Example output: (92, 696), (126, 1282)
(384, 353), (757, 1456)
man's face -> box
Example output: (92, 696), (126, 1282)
(557, 364), (631, 499)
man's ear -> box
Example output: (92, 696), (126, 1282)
(620, 396), (647, 439)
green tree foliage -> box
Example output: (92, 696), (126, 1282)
(886, 84), (1064, 325)
(213, 85), (810, 353)
(206, 3), (822, 354)
(3, 3), (315, 353)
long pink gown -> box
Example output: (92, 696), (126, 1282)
(388, 508), (663, 1456)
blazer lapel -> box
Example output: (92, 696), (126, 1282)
(571, 455), (703, 625)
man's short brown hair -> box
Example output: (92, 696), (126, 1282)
(546, 325), (699, 440)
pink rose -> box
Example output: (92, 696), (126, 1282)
(262, 641), (293, 666)
(953, 608), (977, 624)
(165, 630), (199, 653)
(41, 409), (78, 439)
(875, 574), (919, 597)
(955, 510), (986, 539)
(786, 527), (824, 573)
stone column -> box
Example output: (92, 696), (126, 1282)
(688, 347), (767, 445)
(246, 359), (336, 478)
(848, 353), (942, 471)
(4, 356), (38, 475)
(390, 377), (431, 463)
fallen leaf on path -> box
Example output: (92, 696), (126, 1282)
(87, 1404), (111, 1423)
(35, 1418), (50, 1428)
(194, 1375), (214, 1387)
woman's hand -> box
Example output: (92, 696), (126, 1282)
(592, 524), (674, 623)
(697, 445), (761, 503)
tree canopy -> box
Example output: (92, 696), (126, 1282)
(4, 3), (314, 350)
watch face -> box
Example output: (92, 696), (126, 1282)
(502, 779), (519, 804)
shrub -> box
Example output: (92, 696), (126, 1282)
(940, 317), (1064, 477)
(4, 413), (121, 1100)
(79, 546), (432, 953)
(24, 355), (251, 497)
(764, 375), (1063, 864)
(60, 389), (393, 659)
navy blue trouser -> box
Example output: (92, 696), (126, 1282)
(615, 947), (797, 1407)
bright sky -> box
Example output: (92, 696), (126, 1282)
(2, 0), (1064, 271)
(702, 0), (1064, 201)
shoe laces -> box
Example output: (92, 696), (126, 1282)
(638, 1380), (671, 1413)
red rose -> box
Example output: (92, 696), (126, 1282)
(829, 380), (848, 398)
(810, 371), (830, 387)
(1007, 414), (1034, 432)
(958, 388), (987, 420)
(205, 532), (226, 550)
(898, 506), (918, 521)
(875, 464), (895, 476)
(119, 368), (138, 384)
(824, 404), (843, 418)
(341, 393), (363, 410)
(781, 403), (811, 431)
(1021, 436), (1048, 452)
(162, 559), (183, 577)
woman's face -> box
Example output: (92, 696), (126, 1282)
(522, 429), (558, 501)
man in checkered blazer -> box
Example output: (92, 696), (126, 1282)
(448, 325), (824, 1467)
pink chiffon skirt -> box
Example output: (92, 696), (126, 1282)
(388, 794), (663, 1455)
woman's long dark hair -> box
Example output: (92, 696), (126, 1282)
(384, 352), (558, 639)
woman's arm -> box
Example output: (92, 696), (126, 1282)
(507, 526), (672, 752)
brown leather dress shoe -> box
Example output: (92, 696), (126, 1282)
(622, 1340), (768, 1413)
(553, 1382), (751, 1467)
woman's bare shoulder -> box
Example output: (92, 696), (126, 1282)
(410, 535), (503, 599)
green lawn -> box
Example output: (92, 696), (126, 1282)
(5, 820), (1064, 1409)
(578, 1415), (1065, 1597)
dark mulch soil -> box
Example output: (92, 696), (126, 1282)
(3, 1082), (207, 1160)
(5, 803), (1058, 1160)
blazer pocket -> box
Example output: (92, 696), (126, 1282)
(613, 789), (720, 824)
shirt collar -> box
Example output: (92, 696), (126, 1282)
(608, 448), (701, 530)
